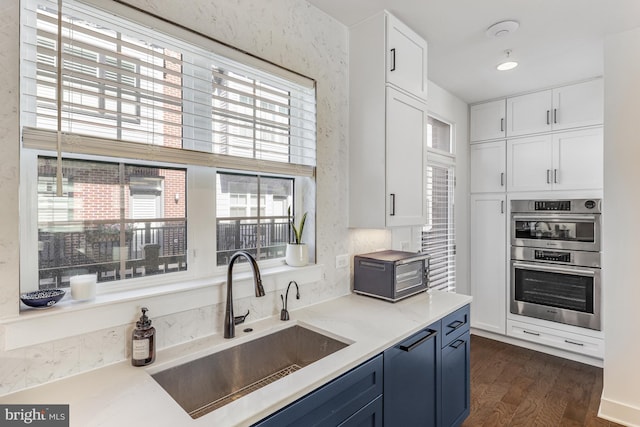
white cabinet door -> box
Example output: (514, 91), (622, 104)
(470, 194), (507, 335)
(470, 99), (506, 142)
(470, 141), (506, 193)
(507, 135), (554, 192)
(552, 79), (603, 131)
(506, 90), (552, 137)
(386, 13), (427, 100)
(386, 87), (427, 226)
(553, 128), (603, 190)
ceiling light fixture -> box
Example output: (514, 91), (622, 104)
(486, 20), (520, 39)
(497, 49), (518, 71)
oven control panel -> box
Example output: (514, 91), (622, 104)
(534, 250), (571, 263)
(534, 200), (571, 211)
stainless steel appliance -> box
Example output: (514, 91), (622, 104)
(354, 250), (430, 302)
(510, 199), (602, 330)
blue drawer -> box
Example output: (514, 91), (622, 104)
(441, 305), (470, 348)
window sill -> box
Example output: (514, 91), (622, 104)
(2, 263), (323, 350)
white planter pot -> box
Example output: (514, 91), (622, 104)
(285, 243), (309, 267)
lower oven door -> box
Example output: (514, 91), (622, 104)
(510, 261), (601, 330)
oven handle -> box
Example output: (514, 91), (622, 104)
(511, 214), (598, 222)
(512, 261), (597, 277)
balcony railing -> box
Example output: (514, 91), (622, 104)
(37, 216), (292, 289)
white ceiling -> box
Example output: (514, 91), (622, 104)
(306, 0), (640, 104)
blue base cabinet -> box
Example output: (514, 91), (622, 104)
(255, 304), (470, 427)
(383, 322), (441, 427)
(440, 305), (471, 427)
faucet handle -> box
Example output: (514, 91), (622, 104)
(233, 309), (250, 325)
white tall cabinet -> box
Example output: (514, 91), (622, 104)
(470, 194), (507, 334)
(349, 11), (428, 228)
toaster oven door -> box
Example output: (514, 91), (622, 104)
(395, 260), (427, 298)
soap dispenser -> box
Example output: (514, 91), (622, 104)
(132, 307), (156, 366)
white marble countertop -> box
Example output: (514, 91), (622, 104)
(1, 291), (472, 427)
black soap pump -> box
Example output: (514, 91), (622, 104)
(132, 307), (156, 366)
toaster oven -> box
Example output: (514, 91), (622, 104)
(354, 250), (430, 302)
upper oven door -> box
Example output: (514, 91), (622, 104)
(511, 213), (601, 252)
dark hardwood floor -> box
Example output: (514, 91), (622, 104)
(461, 335), (623, 427)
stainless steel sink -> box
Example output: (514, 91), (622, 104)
(151, 325), (349, 419)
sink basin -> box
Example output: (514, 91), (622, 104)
(151, 325), (349, 419)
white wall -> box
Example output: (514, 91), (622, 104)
(600, 26), (640, 426)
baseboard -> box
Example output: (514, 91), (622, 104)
(598, 397), (640, 427)
(470, 328), (603, 367)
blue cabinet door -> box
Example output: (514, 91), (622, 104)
(383, 321), (442, 427)
(441, 330), (470, 427)
(253, 354), (383, 427)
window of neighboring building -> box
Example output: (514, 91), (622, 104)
(20, 0), (316, 296)
(422, 116), (456, 291)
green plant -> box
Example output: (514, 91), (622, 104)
(288, 207), (307, 244)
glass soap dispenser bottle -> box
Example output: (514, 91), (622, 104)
(132, 307), (156, 366)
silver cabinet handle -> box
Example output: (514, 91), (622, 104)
(500, 118), (504, 132)
(565, 339), (584, 347)
(554, 108), (558, 124)
(500, 172), (505, 187)
(523, 330), (540, 336)
(554, 169), (558, 183)
(546, 110), (550, 125)
(501, 200), (504, 214)
(546, 169), (551, 184)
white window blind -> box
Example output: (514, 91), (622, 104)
(423, 116), (455, 292)
(21, 0), (316, 176)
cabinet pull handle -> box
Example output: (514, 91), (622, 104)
(500, 118), (504, 132)
(450, 339), (465, 349)
(553, 169), (558, 183)
(500, 172), (505, 187)
(390, 193), (396, 216)
(546, 110), (550, 125)
(446, 319), (465, 332)
(554, 108), (558, 124)
(501, 200), (504, 214)
(546, 169), (551, 184)
(390, 48), (396, 72)
(523, 330), (540, 336)
(565, 339), (584, 347)
(399, 329), (437, 352)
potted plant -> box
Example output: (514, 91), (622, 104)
(286, 207), (309, 267)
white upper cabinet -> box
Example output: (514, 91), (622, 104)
(507, 128), (603, 192)
(470, 141), (506, 193)
(506, 90), (553, 137)
(506, 79), (603, 137)
(470, 99), (506, 142)
(552, 79), (604, 131)
(552, 127), (603, 191)
(386, 13), (428, 100)
(348, 11), (428, 228)
(385, 88), (428, 226)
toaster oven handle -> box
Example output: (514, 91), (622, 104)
(399, 329), (437, 352)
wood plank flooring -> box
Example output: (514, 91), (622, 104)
(461, 335), (623, 427)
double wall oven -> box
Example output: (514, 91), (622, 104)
(510, 199), (602, 330)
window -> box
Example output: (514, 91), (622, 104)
(216, 173), (293, 264)
(37, 157), (186, 288)
(422, 116), (455, 291)
(20, 0), (316, 295)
